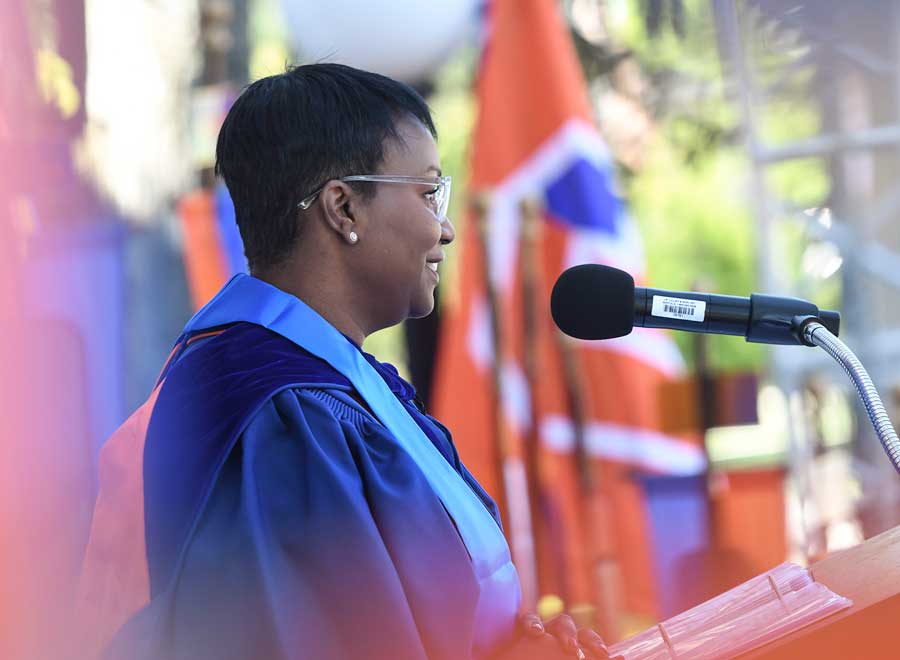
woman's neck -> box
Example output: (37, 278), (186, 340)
(253, 265), (370, 347)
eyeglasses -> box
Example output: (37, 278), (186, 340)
(297, 175), (452, 219)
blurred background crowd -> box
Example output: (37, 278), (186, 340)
(3, 0), (900, 657)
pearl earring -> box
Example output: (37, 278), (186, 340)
(348, 231), (358, 244)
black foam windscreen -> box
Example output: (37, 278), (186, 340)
(550, 264), (636, 340)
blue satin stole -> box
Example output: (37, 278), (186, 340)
(180, 274), (521, 652)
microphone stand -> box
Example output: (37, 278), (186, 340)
(795, 319), (900, 474)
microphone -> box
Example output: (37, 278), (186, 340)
(550, 264), (840, 346)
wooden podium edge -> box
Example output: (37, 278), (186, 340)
(736, 525), (900, 659)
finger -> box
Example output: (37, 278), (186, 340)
(518, 612), (545, 637)
(577, 629), (609, 658)
(546, 614), (579, 653)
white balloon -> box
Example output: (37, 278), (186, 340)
(281, 0), (482, 83)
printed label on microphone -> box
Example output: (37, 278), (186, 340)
(652, 295), (706, 323)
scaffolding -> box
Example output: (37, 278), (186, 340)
(712, 0), (900, 555)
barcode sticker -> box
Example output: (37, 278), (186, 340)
(652, 295), (706, 322)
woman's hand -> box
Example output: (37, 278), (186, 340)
(516, 612), (617, 659)
(490, 632), (590, 660)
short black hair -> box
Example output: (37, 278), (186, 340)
(215, 63), (437, 272)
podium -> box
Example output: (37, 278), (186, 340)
(737, 524), (900, 659)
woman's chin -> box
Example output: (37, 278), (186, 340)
(408, 294), (437, 320)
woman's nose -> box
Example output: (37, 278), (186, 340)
(439, 216), (456, 245)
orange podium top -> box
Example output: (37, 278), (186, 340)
(739, 524), (900, 660)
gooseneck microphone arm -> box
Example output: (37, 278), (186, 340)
(798, 319), (900, 475)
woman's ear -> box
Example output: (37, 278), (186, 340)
(318, 180), (357, 241)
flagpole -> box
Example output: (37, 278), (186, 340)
(554, 329), (623, 640)
(518, 197), (554, 607)
(472, 192), (538, 608)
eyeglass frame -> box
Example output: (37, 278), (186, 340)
(297, 174), (452, 219)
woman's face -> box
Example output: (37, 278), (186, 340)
(352, 117), (455, 326)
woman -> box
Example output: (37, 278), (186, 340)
(78, 63), (610, 660)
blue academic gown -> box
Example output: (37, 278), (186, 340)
(98, 276), (521, 660)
